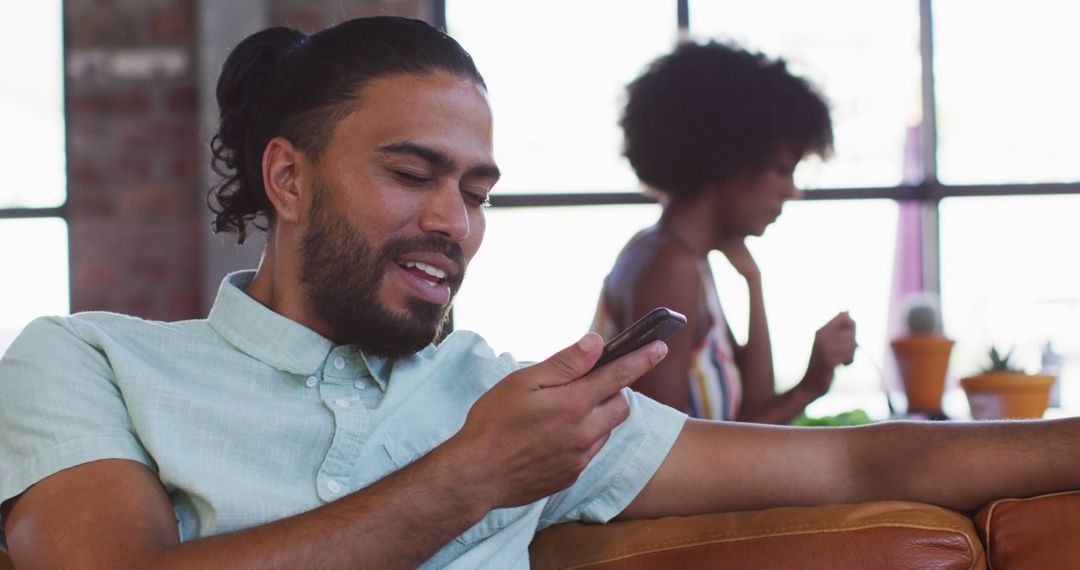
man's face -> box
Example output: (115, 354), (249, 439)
(298, 71), (498, 356)
(723, 146), (802, 238)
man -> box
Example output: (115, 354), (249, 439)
(2, 16), (1079, 569)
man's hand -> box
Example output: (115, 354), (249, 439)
(451, 333), (668, 510)
(797, 312), (857, 397)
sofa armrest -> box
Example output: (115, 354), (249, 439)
(530, 501), (984, 569)
(975, 490), (1080, 570)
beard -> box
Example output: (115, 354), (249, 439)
(299, 187), (466, 357)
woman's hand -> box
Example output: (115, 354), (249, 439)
(798, 312), (857, 397)
(719, 240), (760, 282)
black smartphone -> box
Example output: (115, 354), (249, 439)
(590, 307), (686, 371)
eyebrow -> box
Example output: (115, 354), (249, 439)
(377, 141), (501, 181)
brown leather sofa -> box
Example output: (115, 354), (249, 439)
(530, 491), (1080, 569)
(2, 491), (1076, 568)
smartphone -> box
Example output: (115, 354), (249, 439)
(590, 307), (687, 371)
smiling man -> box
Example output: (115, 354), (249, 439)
(3, 15), (1080, 570)
(0, 18), (682, 569)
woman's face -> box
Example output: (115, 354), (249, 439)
(720, 147), (802, 238)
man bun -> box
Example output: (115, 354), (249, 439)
(209, 27), (306, 244)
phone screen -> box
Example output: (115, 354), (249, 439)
(591, 307), (686, 371)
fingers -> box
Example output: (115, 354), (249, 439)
(584, 392), (632, 438)
(534, 332), (604, 388)
(814, 312), (858, 368)
(574, 340), (668, 406)
(567, 398), (626, 476)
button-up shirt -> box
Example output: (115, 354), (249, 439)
(0, 271), (687, 568)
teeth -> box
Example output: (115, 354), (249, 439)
(400, 260), (447, 280)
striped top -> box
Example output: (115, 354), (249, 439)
(592, 272), (742, 420)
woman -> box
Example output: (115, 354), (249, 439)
(593, 40), (856, 423)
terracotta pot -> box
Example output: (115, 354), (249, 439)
(960, 373), (1054, 420)
(890, 335), (955, 414)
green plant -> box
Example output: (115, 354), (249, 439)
(904, 296), (940, 335)
(791, 409), (874, 427)
(981, 346), (1026, 374)
(907, 304), (937, 334)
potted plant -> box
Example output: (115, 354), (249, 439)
(960, 347), (1055, 420)
(891, 297), (955, 417)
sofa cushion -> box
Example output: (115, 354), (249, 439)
(530, 501), (984, 569)
(975, 490), (1080, 570)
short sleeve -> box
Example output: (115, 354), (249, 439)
(0, 317), (154, 548)
(539, 389), (687, 528)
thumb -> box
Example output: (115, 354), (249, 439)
(536, 332), (603, 388)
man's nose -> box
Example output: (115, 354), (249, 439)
(419, 183), (470, 242)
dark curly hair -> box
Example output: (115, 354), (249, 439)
(620, 40), (832, 198)
(209, 16), (485, 243)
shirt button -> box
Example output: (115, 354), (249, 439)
(333, 356), (346, 370)
(353, 381), (366, 390)
(335, 399), (350, 408)
(305, 376), (318, 388)
(327, 480), (342, 494)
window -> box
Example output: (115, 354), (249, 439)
(453, 204), (660, 362)
(689, 0), (921, 189)
(940, 196), (1080, 406)
(934, 0), (1080, 185)
(444, 1), (1080, 418)
(0, 0), (68, 354)
(447, 0), (676, 194)
(0, 220), (70, 351)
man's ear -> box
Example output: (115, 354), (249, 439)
(261, 136), (308, 226)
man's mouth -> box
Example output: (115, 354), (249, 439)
(393, 258), (455, 306)
(397, 260), (448, 287)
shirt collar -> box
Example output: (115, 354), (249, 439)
(207, 270), (393, 385)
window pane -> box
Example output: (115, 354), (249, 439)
(452, 204), (660, 361)
(453, 201), (898, 419)
(935, 1), (1080, 184)
(447, 0), (677, 194)
(940, 196), (1080, 412)
(711, 200), (899, 418)
(689, 0), (921, 189)
(0, 219), (70, 354)
(0, 0), (65, 208)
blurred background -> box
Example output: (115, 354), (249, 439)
(3, 0), (1078, 419)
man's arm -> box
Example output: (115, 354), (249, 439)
(5, 448), (485, 570)
(621, 417), (1080, 520)
(5, 333), (668, 569)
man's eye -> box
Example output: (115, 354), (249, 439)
(463, 192), (491, 208)
(394, 170), (432, 185)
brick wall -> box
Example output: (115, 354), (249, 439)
(268, 0), (433, 31)
(65, 0), (430, 320)
(66, 0), (202, 319)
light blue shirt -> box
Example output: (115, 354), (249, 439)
(0, 271), (687, 567)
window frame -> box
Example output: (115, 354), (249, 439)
(0, 1), (69, 299)
(436, 0), (1080, 305)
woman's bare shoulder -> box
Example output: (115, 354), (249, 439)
(615, 228), (701, 275)
(605, 228), (704, 307)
